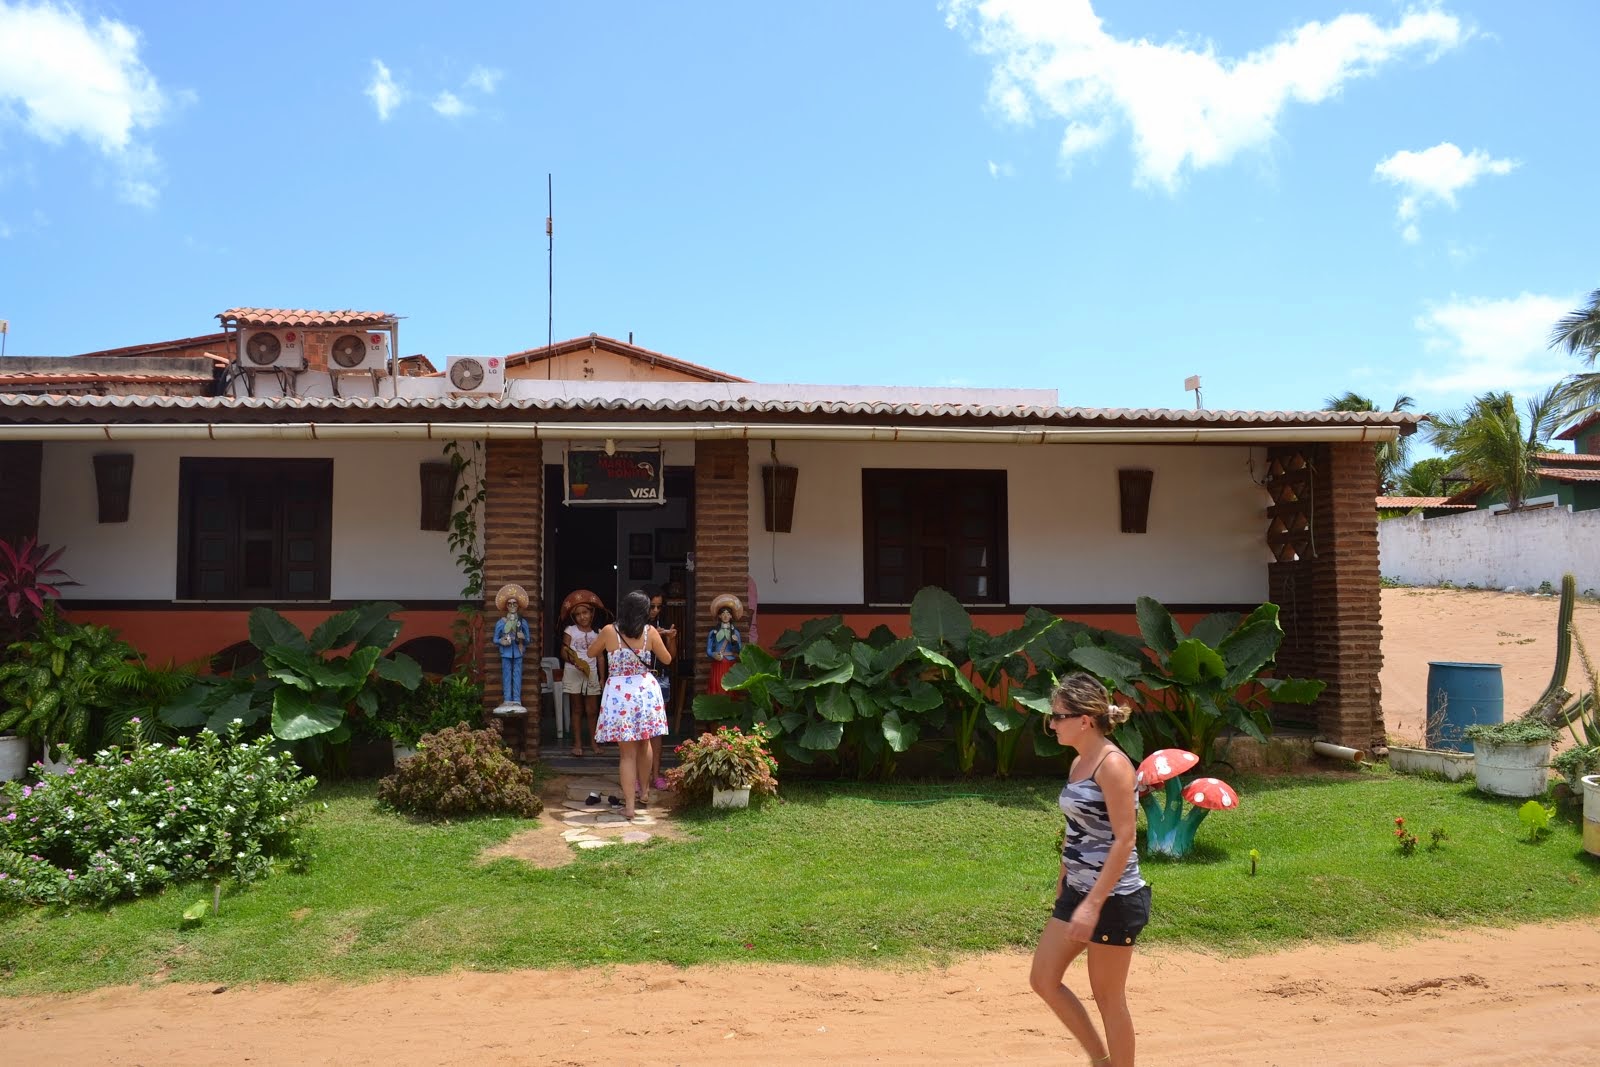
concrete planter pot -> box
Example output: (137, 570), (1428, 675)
(391, 742), (419, 764)
(1582, 775), (1600, 859)
(1472, 739), (1552, 798)
(1387, 745), (1474, 782)
(0, 735), (27, 782)
(712, 785), (751, 809)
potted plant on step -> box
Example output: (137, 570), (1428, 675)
(1464, 719), (1558, 798)
(666, 725), (779, 809)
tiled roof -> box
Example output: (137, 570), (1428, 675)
(0, 389), (1429, 430)
(69, 332), (231, 360)
(1535, 467), (1600, 483)
(0, 372), (214, 389)
(504, 334), (749, 383)
(1375, 496), (1473, 508)
(217, 308), (397, 328)
(1533, 451), (1600, 466)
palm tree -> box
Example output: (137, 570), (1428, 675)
(1323, 391), (1416, 492)
(1426, 387), (1561, 511)
(1547, 290), (1600, 437)
(1550, 289), (1600, 365)
(1395, 456), (1452, 498)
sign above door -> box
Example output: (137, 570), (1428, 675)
(564, 447), (665, 505)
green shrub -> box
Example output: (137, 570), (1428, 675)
(0, 725), (316, 906)
(666, 726), (779, 806)
(1552, 744), (1600, 791)
(0, 604), (137, 758)
(376, 722), (542, 818)
(373, 672), (483, 748)
(1463, 719), (1559, 746)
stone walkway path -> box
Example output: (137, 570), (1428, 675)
(551, 774), (673, 850)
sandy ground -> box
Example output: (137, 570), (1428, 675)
(1380, 586), (1600, 744)
(5, 587), (1600, 1065)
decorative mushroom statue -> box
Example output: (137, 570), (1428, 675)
(1135, 748), (1239, 857)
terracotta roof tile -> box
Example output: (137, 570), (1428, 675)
(1533, 451), (1600, 466)
(218, 308), (397, 329)
(1535, 467), (1600, 483)
(504, 334), (749, 383)
(1375, 496), (1472, 508)
(0, 372), (213, 386)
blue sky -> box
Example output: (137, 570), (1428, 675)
(2, 1), (1598, 425)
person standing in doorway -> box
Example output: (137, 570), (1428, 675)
(1029, 672), (1148, 1067)
(642, 585), (677, 792)
(590, 589), (671, 820)
(559, 590), (604, 757)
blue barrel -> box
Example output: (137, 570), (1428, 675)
(1426, 662), (1504, 751)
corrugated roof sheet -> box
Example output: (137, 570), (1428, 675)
(0, 389), (1429, 429)
(217, 308), (396, 328)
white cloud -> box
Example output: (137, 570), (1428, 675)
(1374, 142), (1517, 243)
(465, 66), (502, 94)
(432, 91), (470, 118)
(987, 159), (1014, 178)
(0, 0), (168, 204)
(1410, 293), (1577, 399)
(944, 1), (1468, 191)
(365, 59), (405, 120)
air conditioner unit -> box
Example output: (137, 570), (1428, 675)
(238, 328), (305, 370)
(446, 355), (505, 395)
(327, 330), (390, 373)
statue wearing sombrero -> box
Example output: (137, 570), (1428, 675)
(706, 593), (744, 696)
(493, 583), (532, 714)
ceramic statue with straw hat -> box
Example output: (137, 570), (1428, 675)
(492, 583), (532, 715)
(706, 593), (744, 696)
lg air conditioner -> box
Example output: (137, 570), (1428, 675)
(446, 355), (506, 395)
(238, 328), (306, 370)
(328, 330), (390, 373)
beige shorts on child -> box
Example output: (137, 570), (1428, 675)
(562, 666), (600, 696)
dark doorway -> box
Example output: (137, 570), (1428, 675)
(545, 464), (620, 656)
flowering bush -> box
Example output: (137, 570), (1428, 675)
(1392, 815), (1446, 856)
(666, 726), (779, 805)
(0, 723), (316, 906)
(376, 721), (543, 818)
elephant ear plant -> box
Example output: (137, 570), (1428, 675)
(162, 602), (422, 748)
(1066, 597), (1325, 764)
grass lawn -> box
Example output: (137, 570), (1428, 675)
(2, 767), (1597, 994)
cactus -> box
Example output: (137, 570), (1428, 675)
(1527, 573), (1577, 724)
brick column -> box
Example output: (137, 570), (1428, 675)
(0, 441), (42, 547)
(1314, 441), (1384, 748)
(693, 440), (750, 695)
(480, 439), (543, 762)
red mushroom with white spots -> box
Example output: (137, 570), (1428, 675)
(1135, 752), (1238, 857)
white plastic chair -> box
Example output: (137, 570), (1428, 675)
(541, 656), (569, 738)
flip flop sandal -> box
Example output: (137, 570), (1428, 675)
(585, 792), (601, 806)
(652, 777), (669, 791)
(607, 795), (624, 809)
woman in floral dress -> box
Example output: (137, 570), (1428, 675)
(590, 589), (672, 820)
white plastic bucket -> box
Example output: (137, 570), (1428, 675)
(1583, 775), (1600, 858)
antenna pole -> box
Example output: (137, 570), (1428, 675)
(546, 174), (554, 380)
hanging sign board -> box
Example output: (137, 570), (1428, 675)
(564, 447), (664, 505)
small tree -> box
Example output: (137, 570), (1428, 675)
(1428, 388), (1561, 511)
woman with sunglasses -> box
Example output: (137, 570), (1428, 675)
(1029, 672), (1149, 1067)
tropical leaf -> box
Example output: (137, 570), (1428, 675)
(817, 685), (856, 722)
(1135, 596), (1183, 657)
(1066, 645), (1141, 689)
(1259, 676), (1326, 704)
(799, 719), (844, 750)
(271, 687), (345, 740)
(309, 609), (361, 653)
(374, 653), (422, 689)
(881, 709), (919, 752)
(342, 601), (406, 651)
(1188, 612), (1242, 650)
(248, 607), (307, 654)
(1167, 639), (1226, 686)
(690, 694), (743, 721)
(910, 586), (972, 654)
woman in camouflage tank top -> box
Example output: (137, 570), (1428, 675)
(1028, 673), (1150, 1067)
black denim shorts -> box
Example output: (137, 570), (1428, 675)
(1051, 884), (1152, 946)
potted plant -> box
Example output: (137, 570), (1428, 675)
(375, 672), (482, 762)
(665, 725), (779, 809)
(0, 604), (134, 772)
(1463, 718), (1558, 797)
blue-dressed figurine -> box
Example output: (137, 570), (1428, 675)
(493, 583), (532, 713)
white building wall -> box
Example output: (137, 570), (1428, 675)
(37, 440), (467, 600)
(1379, 506), (1600, 590)
(748, 440), (1271, 605)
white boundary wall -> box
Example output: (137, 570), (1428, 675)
(1379, 505), (1600, 591)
